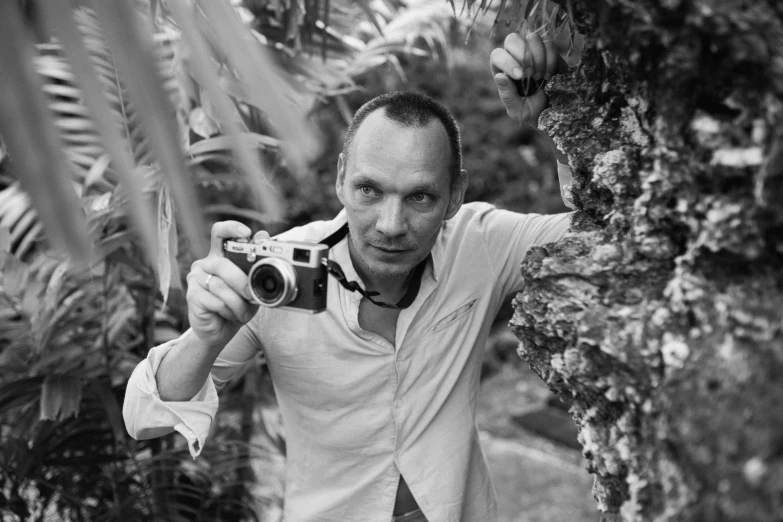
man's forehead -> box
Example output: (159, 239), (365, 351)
(348, 109), (451, 168)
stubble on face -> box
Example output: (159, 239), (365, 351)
(348, 228), (430, 281)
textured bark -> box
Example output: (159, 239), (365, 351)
(510, 1), (783, 520)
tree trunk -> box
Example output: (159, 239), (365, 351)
(510, 1), (783, 520)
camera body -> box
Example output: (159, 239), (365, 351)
(223, 237), (329, 313)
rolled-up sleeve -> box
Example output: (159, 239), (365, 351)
(123, 325), (260, 458)
(479, 208), (573, 298)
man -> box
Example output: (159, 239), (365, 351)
(123, 33), (576, 522)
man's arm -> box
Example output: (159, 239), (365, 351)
(154, 221), (263, 400)
(476, 33), (577, 297)
(122, 325), (259, 455)
(153, 329), (229, 401)
(123, 221), (264, 456)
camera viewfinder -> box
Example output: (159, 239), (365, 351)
(293, 248), (311, 263)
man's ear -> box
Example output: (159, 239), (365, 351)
(444, 169), (468, 221)
(336, 153), (347, 206)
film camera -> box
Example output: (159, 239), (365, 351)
(224, 237), (329, 313)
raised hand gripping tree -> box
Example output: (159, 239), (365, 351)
(509, 1), (783, 520)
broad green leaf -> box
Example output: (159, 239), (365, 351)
(0, 2), (90, 263)
(40, 374), (83, 421)
(91, 0), (207, 256)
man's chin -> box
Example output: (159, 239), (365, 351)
(350, 238), (424, 282)
(364, 260), (413, 281)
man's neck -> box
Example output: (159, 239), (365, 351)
(347, 235), (412, 302)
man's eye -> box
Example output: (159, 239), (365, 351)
(409, 193), (432, 203)
(358, 185), (377, 197)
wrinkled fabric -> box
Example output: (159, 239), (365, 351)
(123, 202), (571, 522)
(123, 334), (219, 456)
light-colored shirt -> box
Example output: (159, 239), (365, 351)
(123, 201), (571, 522)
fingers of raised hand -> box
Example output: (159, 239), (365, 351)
(210, 221), (252, 256)
(502, 32), (554, 81)
(192, 256), (253, 301)
(192, 289), (243, 324)
(187, 268), (256, 324)
(490, 47), (524, 81)
(503, 33), (533, 77)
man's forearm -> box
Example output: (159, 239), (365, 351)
(155, 332), (228, 401)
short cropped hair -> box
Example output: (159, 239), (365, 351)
(341, 91), (462, 185)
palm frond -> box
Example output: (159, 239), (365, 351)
(0, 1), (90, 262)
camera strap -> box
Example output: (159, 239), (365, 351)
(319, 224), (426, 310)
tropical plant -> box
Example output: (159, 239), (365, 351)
(0, 0), (455, 520)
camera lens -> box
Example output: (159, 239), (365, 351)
(254, 266), (282, 299)
(248, 258), (298, 307)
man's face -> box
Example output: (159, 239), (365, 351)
(336, 110), (465, 282)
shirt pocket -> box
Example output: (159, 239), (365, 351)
(425, 297), (478, 334)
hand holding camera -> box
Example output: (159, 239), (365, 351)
(187, 220), (331, 348)
(186, 221), (261, 349)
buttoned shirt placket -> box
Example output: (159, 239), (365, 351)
(334, 235), (439, 519)
(392, 265), (437, 516)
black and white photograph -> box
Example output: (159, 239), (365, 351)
(0, 0), (781, 521)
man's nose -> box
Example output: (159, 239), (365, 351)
(375, 198), (407, 237)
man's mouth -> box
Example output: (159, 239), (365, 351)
(371, 245), (411, 255)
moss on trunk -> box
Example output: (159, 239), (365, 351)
(510, 1), (783, 520)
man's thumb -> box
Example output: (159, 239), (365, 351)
(494, 73), (522, 109)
